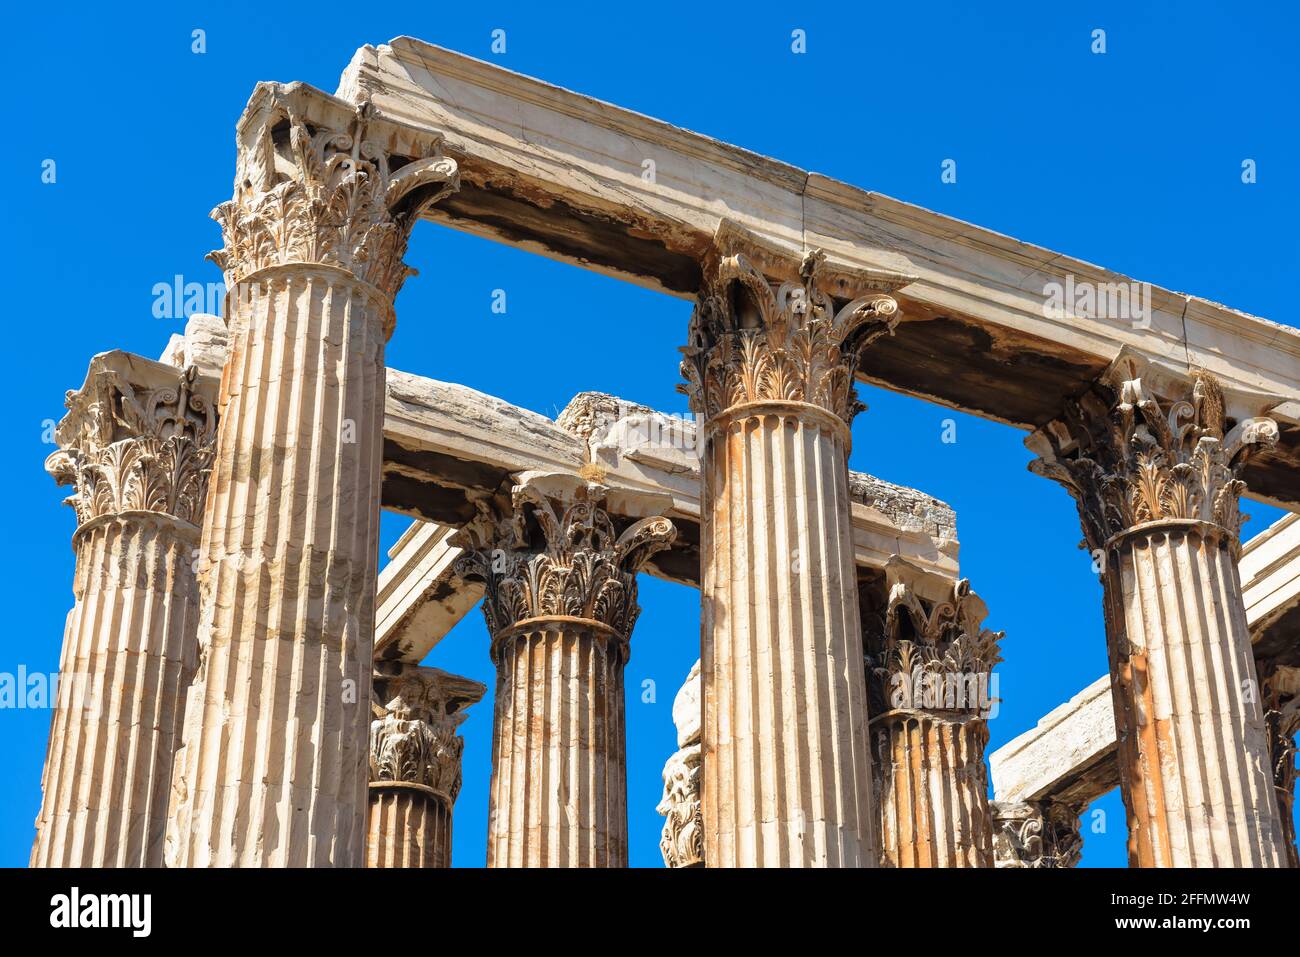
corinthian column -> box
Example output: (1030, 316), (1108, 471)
(863, 562), (1002, 867)
(453, 472), (675, 867)
(678, 225), (908, 866)
(367, 664), (485, 868)
(165, 85), (459, 867)
(34, 354), (216, 867)
(1029, 351), (1287, 867)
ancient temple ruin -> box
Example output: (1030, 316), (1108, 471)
(31, 37), (1300, 868)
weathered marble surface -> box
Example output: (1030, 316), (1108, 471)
(367, 664), (485, 868)
(33, 352), (216, 868)
(1028, 359), (1289, 867)
(990, 510), (1300, 865)
(454, 474), (675, 867)
(338, 37), (1300, 509)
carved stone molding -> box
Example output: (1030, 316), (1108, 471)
(209, 89), (459, 301)
(1028, 352), (1279, 554)
(991, 800), (1084, 868)
(658, 660), (703, 868)
(658, 744), (704, 868)
(863, 562), (1002, 867)
(864, 564), (1003, 718)
(451, 473), (676, 652)
(46, 360), (216, 530)
(1260, 662), (1300, 868)
(679, 225), (906, 428)
(369, 664), (486, 804)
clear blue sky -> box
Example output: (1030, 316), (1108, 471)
(3, 2), (1296, 867)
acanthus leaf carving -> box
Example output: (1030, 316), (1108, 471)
(1028, 354), (1279, 552)
(679, 244), (902, 426)
(451, 477), (676, 650)
(369, 665), (486, 804)
(658, 661), (703, 867)
(864, 574), (1003, 718)
(210, 94), (459, 300)
(47, 363), (217, 529)
(657, 743), (704, 868)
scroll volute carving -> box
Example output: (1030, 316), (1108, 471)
(47, 361), (217, 528)
(679, 224), (911, 426)
(1028, 352), (1280, 552)
(369, 666), (486, 804)
(992, 800), (1083, 869)
(451, 474), (676, 649)
(210, 87), (460, 300)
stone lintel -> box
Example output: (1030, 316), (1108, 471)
(233, 81), (451, 182)
(337, 37), (1300, 510)
(989, 675), (1119, 809)
(158, 324), (960, 665)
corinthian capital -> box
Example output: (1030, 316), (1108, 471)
(209, 83), (460, 299)
(46, 354), (217, 529)
(678, 222), (912, 426)
(369, 664), (486, 804)
(863, 559), (1003, 718)
(451, 472), (676, 650)
(1027, 351), (1280, 552)
(991, 800), (1083, 868)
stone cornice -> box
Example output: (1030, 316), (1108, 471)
(338, 38), (1300, 510)
(47, 352), (217, 531)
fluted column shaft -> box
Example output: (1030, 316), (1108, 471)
(862, 563), (1002, 868)
(365, 663), (483, 869)
(453, 474), (674, 868)
(34, 356), (215, 868)
(167, 264), (388, 867)
(33, 514), (200, 867)
(163, 93), (457, 867)
(701, 403), (873, 866)
(488, 618), (627, 867)
(367, 786), (451, 867)
(1030, 356), (1287, 867)
(680, 238), (905, 867)
(872, 713), (993, 867)
(1102, 522), (1283, 866)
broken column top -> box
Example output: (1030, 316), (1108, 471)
(158, 313), (229, 380)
